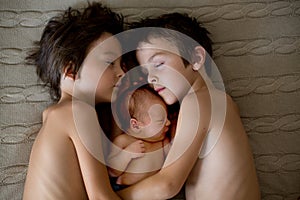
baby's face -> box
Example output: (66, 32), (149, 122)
(131, 101), (170, 142)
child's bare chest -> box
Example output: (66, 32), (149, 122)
(144, 141), (163, 152)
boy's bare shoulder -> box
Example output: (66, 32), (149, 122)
(42, 100), (73, 122)
(42, 100), (97, 124)
(225, 94), (240, 114)
(187, 87), (238, 113)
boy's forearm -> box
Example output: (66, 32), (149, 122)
(108, 166), (124, 177)
(117, 172), (174, 200)
(117, 179), (158, 200)
(107, 152), (132, 175)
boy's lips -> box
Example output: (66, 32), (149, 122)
(155, 87), (165, 93)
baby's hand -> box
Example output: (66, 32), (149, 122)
(125, 140), (145, 158)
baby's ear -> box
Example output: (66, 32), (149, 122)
(63, 61), (77, 80)
(192, 46), (206, 71)
(130, 118), (140, 132)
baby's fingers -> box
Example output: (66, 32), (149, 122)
(137, 140), (145, 148)
(126, 140), (145, 153)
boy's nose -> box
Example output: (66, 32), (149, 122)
(148, 75), (158, 83)
(116, 66), (125, 78)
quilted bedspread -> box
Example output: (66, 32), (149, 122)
(0, 0), (299, 199)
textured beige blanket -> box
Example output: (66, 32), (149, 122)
(1, 0), (299, 199)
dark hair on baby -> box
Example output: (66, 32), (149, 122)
(26, 2), (123, 101)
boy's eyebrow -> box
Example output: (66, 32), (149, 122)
(147, 52), (164, 63)
(103, 51), (120, 58)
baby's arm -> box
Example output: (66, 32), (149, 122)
(107, 135), (145, 177)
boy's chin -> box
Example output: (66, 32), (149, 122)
(161, 95), (178, 105)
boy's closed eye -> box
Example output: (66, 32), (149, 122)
(154, 62), (164, 68)
(105, 60), (115, 66)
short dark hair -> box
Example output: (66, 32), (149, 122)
(125, 13), (213, 74)
(26, 2), (123, 101)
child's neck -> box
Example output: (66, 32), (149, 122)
(58, 91), (73, 104)
(188, 75), (207, 94)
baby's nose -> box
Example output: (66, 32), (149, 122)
(165, 119), (171, 127)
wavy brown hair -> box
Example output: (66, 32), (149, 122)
(26, 2), (123, 101)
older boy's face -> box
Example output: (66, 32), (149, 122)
(137, 37), (195, 105)
(94, 34), (124, 103)
(76, 33), (124, 104)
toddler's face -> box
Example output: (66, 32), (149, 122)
(136, 37), (195, 105)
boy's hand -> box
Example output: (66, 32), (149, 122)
(125, 140), (145, 158)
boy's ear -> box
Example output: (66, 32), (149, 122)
(63, 61), (77, 80)
(130, 118), (140, 132)
(192, 46), (206, 71)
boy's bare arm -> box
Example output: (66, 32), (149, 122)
(107, 135), (132, 177)
(70, 101), (121, 200)
(107, 151), (131, 177)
